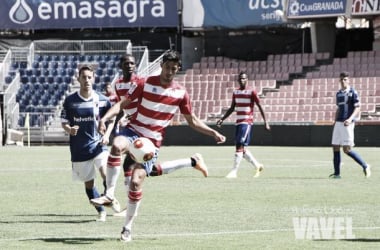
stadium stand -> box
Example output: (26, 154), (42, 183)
(1, 43), (380, 144)
(0, 40), (158, 144)
(173, 51), (380, 124)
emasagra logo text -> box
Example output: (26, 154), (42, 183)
(9, 0), (33, 24)
(8, 0), (167, 25)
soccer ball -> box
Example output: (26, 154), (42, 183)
(129, 137), (156, 163)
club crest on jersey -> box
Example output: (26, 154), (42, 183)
(128, 83), (138, 94)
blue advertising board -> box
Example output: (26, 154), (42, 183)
(286, 0), (347, 19)
(182, 0), (286, 28)
(1, 0), (178, 30)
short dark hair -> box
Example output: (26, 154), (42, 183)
(162, 50), (181, 67)
(239, 71), (247, 78)
(78, 64), (94, 75)
(340, 71), (349, 78)
(119, 54), (135, 67)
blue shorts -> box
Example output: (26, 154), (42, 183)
(118, 127), (159, 176)
(235, 124), (252, 147)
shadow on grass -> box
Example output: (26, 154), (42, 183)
(20, 237), (107, 245)
(314, 238), (380, 242)
(0, 214), (96, 224)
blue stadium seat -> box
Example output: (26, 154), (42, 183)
(102, 75), (111, 83)
(33, 69), (41, 77)
(19, 62), (27, 69)
(21, 76), (29, 84)
(94, 55), (102, 61)
(52, 55), (59, 61)
(42, 61), (49, 69)
(47, 76), (55, 84)
(25, 69), (33, 76)
(30, 76), (37, 84)
(43, 55), (52, 61)
(96, 68), (103, 76)
(5, 76), (13, 84)
(98, 61), (107, 69)
(38, 76), (46, 83)
(11, 62), (19, 70)
(55, 76), (63, 83)
(69, 55), (78, 61)
(32, 62), (40, 68)
(64, 76), (72, 84)
(60, 55), (69, 62)
(107, 61), (116, 68)
(50, 61), (59, 69)
(35, 55), (44, 62)
(67, 68), (75, 76)
(106, 68), (114, 76)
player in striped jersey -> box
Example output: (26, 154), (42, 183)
(61, 65), (115, 222)
(95, 54), (146, 216)
(91, 50), (226, 242)
(329, 72), (371, 179)
(217, 71), (270, 178)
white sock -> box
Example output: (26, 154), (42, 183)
(105, 154), (121, 199)
(124, 190), (142, 230)
(231, 152), (243, 171)
(160, 158), (192, 174)
(243, 150), (261, 168)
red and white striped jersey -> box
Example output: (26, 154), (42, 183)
(115, 74), (145, 116)
(126, 75), (192, 147)
(232, 88), (260, 125)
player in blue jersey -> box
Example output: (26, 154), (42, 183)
(61, 64), (117, 222)
(330, 72), (371, 179)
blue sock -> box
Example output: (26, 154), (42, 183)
(86, 187), (104, 213)
(333, 151), (341, 175)
(346, 150), (367, 170)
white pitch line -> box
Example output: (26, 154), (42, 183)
(2, 226), (380, 242)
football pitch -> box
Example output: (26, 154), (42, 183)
(0, 145), (379, 249)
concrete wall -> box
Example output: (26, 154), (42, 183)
(163, 124), (380, 147)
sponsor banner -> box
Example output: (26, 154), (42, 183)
(286, 0), (347, 19)
(352, 0), (380, 16)
(182, 0), (285, 28)
(1, 0), (178, 30)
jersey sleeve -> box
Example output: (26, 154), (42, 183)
(179, 90), (192, 115)
(352, 89), (360, 107)
(60, 98), (69, 124)
(252, 90), (260, 104)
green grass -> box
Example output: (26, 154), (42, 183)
(0, 146), (379, 249)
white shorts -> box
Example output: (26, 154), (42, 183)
(331, 122), (355, 147)
(71, 151), (108, 182)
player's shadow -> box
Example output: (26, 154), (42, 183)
(343, 238), (380, 242)
(314, 238), (380, 242)
(0, 214), (95, 224)
(21, 237), (107, 245)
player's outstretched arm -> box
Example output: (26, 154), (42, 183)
(184, 113), (226, 144)
(216, 101), (235, 127)
(99, 98), (129, 134)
